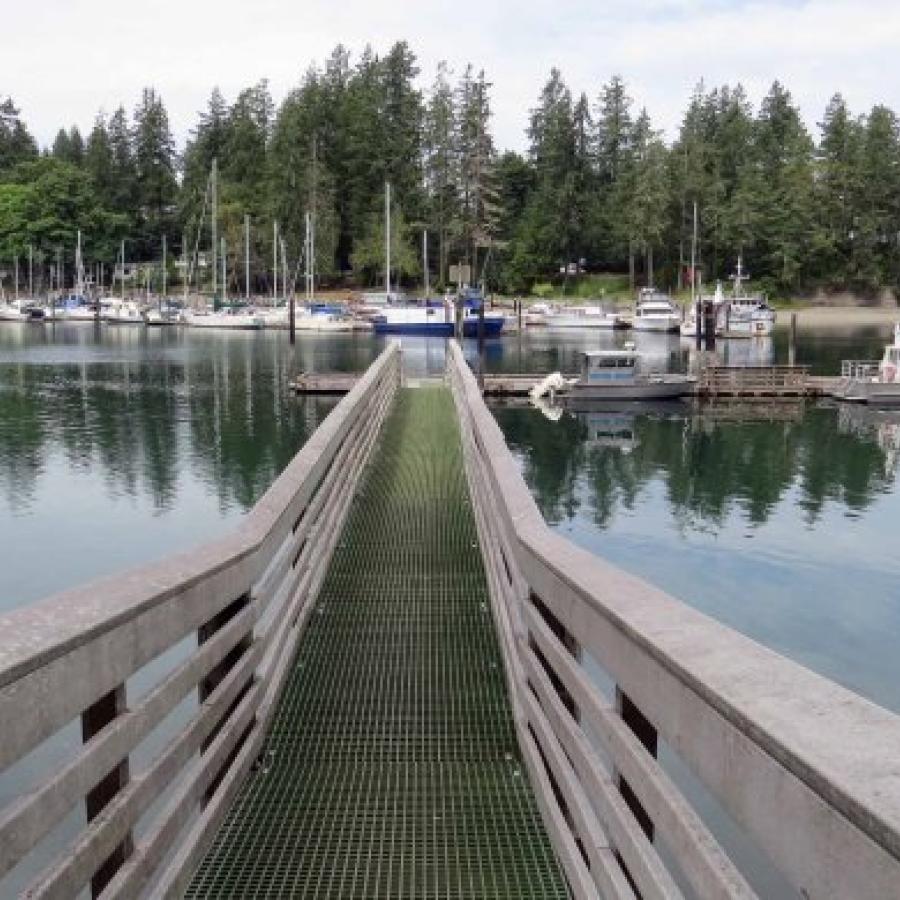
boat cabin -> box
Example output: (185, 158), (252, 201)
(581, 350), (639, 381)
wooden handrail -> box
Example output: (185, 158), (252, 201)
(0, 343), (401, 898)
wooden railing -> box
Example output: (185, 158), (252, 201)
(0, 343), (400, 899)
(698, 365), (810, 397)
(448, 339), (900, 900)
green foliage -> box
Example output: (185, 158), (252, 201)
(3, 58), (900, 297)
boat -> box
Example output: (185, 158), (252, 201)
(632, 289), (681, 333)
(372, 303), (455, 336)
(0, 299), (30, 322)
(50, 294), (97, 321)
(524, 302), (552, 326)
(184, 306), (265, 330)
(570, 348), (694, 400)
(103, 299), (144, 324)
(835, 323), (900, 406)
(144, 302), (183, 326)
(717, 258), (775, 338)
(544, 305), (628, 330)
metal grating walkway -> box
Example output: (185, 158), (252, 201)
(187, 387), (568, 898)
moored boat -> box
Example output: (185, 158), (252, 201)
(836, 323), (900, 406)
(570, 349), (694, 400)
(184, 306), (265, 329)
(545, 305), (628, 330)
(632, 289), (680, 333)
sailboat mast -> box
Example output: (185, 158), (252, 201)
(690, 201), (697, 307)
(211, 159), (218, 307)
(221, 236), (227, 306)
(385, 182), (391, 299)
(245, 214), (250, 301)
(162, 234), (167, 299)
(273, 221), (278, 303)
(120, 240), (125, 300)
(423, 230), (428, 297)
(14, 255), (18, 302)
(28, 244), (33, 299)
(304, 211), (311, 302)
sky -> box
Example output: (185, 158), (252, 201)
(4, 0), (900, 154)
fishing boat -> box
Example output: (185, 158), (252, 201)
(717, 258), (775, 338)
(570, 349), (693, 400)
(835, 323), (900, 406)
(632, 289), (681, 333)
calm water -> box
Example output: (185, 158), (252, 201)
(1, 319), (897, 897)
(2, 319), (897, 712)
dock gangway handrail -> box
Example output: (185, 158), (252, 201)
(448, 340), (900, 900)
(0, 343), (401, 899)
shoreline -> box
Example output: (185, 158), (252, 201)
(777, 306), (899, 328)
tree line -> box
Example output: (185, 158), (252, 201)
(2, 41), (899, 298)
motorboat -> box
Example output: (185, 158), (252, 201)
(0, 299), (30, 322)
(372, 303), (455, 336)
(103, 299), (144, 324)
(144, 302), (183, 326)
(632, 289), (681, 333)
(529, 348), (694, 402)
(570, 349), (694, 400)
(835, 323), (900, 406)
(524, 302), (552, 326)
(545, 305), (628, 330)
(183, 306), (265, 330)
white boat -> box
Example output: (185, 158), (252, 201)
(524, 302), (553, 326)
(144, 304), (182, 326)
(836, 323), (900, 406)
(103, 299), (144, 324)
(0, 299), (29, 322)
(184, 307), (265, 330)
(717, 259), (775, 338)
(632, 289), (681, 333)
(545, 305), (627, 330)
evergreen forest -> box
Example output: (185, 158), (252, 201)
(2, 41), (899, 298)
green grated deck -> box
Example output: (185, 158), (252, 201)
(186, 387), (568, 899)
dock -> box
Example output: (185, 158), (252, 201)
(2, 342), (899, 900)
(293, 367), (845, 400)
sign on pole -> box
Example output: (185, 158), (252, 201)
(449, 264), (471, 285)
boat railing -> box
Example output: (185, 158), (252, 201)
(448, 338), (900, 900)
(0, 343), (401, 899)
(841, 359), (881, 379)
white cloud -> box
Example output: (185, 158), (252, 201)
(3, 0), (900, 154)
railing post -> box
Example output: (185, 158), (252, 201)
(198, 592), (254, 802)
(82, 684), (133, 898)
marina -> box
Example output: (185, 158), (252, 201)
(2, 330), (899, 900)
(4, 22), (900, 897)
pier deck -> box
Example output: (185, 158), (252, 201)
(186, 387), (566, 898)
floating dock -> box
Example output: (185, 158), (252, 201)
(293, 368), (844, 400)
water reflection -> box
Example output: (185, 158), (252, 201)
(494, 401), (898, 530)
(0, 324), (381, 609)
